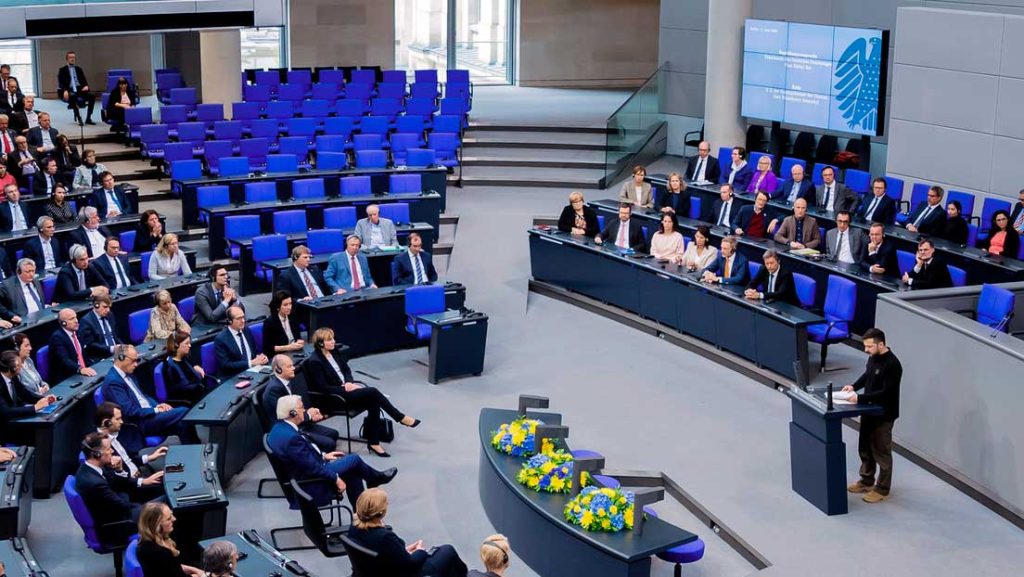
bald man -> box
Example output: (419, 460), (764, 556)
(685, 141), (720, 183)
(48, 308), (98, 383)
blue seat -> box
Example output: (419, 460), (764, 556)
(249, 118), (281, 143)
(318, 69), (345, 85)
(897, 183), (932, 223)
(395, 116), (425, 138)
(323, 116), (355, 139)
(287, 69), (312, 88)
(124, 107), (153, 140)
(139, 124), (168, 160)
(278, 137), (311, 169)
(335, 99), (369, 122)
(202, 140), (234, 175)
(316, 134), (348, 154)
(36, 346), (49, 382)
(218, 156), (250, 178)
(245, 181), (278, 203)
(253, 234), (289, 283)
(357, 150), (388, 169)
(353, 133), (384, 151)
(360, 116), (391, 137)
(379, 203), (410, 225)
(382, 69), (407, 84)
(119, 230), (136, 255)
(390, 260), (400, 284)
(308, 229), (345, 255)
(225, 215), (261, 259)
(178, 296), (195, 323)
(64, 475), (137, 577)
(140, 252), (153, 281)
(196, 103), (225, 129)
(427, 133), (460, 168)
(415, 70), (438, 83)
(324, 206), (357, 229)
(844, 169), (871, 194)
(301, 99), (331, 122)
(405, 148), (436, 168)
(125, 537), (143, 577)
(165, 148), (198, 178)
(976, 284), (1015, 331)
(390, 173), (422, 194)
(596, 215), (605, 230)
(345, 82), (373, 102)
(378, 82), (407, 101)
(370, 98), (403, 121)
(273, 210), (307, 234)
(255, 70), (281, 89)
(231, 101), (260, 126)
(792, 273), (817, 309)
(267, 154), (298, 174)
(807, 275), (856, 372)
(317, 152), (348, 170)
(432, 114), (462, 135)
(196, 185), (230, 224)
(201, 342), (216, 376)
(128, 309), (149, 344)
(748, 262), (762, 284)
(445, 81), (472, 102)
(41, 276), (57, 303)
(174, 122), (207, 152)
(689, 197), (702, 221)
(311, 82), (341, 103)
(405, 98), (438, 125)
(811, 163), (838, 186)
(884, 176), (905, 203)
(169, 87), (198, 115)
(341, 175), (372, 196)
(977, 197), (1012, 238)
(948, 265), (967, 288)
(240, 138), (270, 170)
(947, 190), (975, 220)
(896, 250), (915, 277)
(390, 133), (420, 165)
(410, 82), (439, 100)
(277, 83), (305, 103)
(350, 69), (376, 85)
(644, 508), (706, 576)
(159, 104), (188, 134)
(292, 178), (325, 200)
(285, 117), (318, 147)
(251, 322), (264, 354)
(405, 284), (445, 340)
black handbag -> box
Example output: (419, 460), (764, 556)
(360, 410), (395, 443)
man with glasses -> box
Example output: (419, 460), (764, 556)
(100, 344), (193, 440)
(825, 211), (866, 265)
(856, 178), (896, 226)
(904, 185), (946, 235)
(213, 306), (268, 378)
(902, 238), (953, 290)
(193, 266), (242, 325)
(686, 141), (720, 184)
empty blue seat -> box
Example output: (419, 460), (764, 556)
(225, 214), (260, 258)
(405, 284), (445, 340)
(312, 82), (341, 102)
(201, 342), (216, 376)
(253, 234), (289, 283)
(445, 81), (472, 102)
(324, 206), (357, 229)
(415, 70), (438, 83)
(432, 114), (462, 135)
(292, 178), (325, 200)
(308, 229), (345, 255)
(896, 250), (916, 277)
(255, 69), (281, 89)
(395, 116), (425, 137)
(203, 140), (234, 174)
(317, 152), (347, 170)
(196, 185), (230, 224)
(316, 134), (348, 154)
(350, 69), (376, 85)
(447, 69), (469, 84)
(278, 137), (311, 168)
(169, 87), (198, 114)
(807, 275), (857, 371)
(232, 101), (261, 125)
(213, 120), (244, 147)
(119, 230), (136, 254)
(976, 284), (1015, 331)
(323, 116), (355, 138)
(285, 117), (318, 147)
(405, 148), (436, 168)
(404, 98), (438, 124)
(390, 173), (421, 194)
(377, 83), (407, 101)
(370, 98), (403, 120)
(169, 158), (201, 181)
(390, 133), (420, 165)
(273, 210), (307, 234)
(277, 83), (305, 102)
(140, 124), (169, 160)
(353, 133), (384, 151)
(345, 82), (373, 102)
(160, 104), (188, 136)
(128, 309), (149, 344)
(240, 138), (270, 169)
(360, 116), (390, 136)
(287, 69), (312, 88)
(301, 98), (331, 121)
(341, 176), (372, 196)
(844, 169), (871, 194)
(382, 70), (407, 84)
(244, 84), (272, 109)
(356, 150), (388, 168)
(175, 122), (207, 150)
(335, 99), (369, 121)
(884, 176), (905, 203)
(266, 101), (295, 128)
(439, 97), (469, 125)
(793, 273), (817, 309)
(196, 103), (225, 128)
(218, 156), (250, 178)
(245, 181), (278, 203)
(318, 69), (345, 85)
(428, 133), (460, 168)
(948, 265), (967, 287)
(645, 508), (706, 575)
(178, 296), (195, 323)
(410, 82), (438, 100)
(379, 203), (410, 225)
(267, 154), (298, 174)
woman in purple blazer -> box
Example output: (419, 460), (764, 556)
(746, 155), (778, 196)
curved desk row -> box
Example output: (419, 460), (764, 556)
(479, 408), (697, 577)
(201, 530), (318, 577)
(0, 448), (32, 540)
(0, 538), (45, 577)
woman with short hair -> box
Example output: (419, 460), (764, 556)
(149, 233), (192, 280)
(468, 534), (511, 577)
(556, 191), (599, 237)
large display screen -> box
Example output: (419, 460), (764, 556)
(741, 19), (889, 136)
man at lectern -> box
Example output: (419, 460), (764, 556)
(842, 328), (903, 504)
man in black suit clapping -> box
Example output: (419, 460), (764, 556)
(744, 249), (799, 306)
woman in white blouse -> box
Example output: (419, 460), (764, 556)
(149, 233), (192, 280)
(649, 212), (685, 263)
(681, 225), (719, 271)
(14, 333), (48, 397)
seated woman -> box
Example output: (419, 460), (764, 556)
(617, 165), (653, 208)
(347, 488), (468, 577)
(44, 184), (76, 224)
(937, 200), (969, 245)
(163, 331), (208, 405)
(53, 134), (81, 183)
(136, 502), (205, 577)
(146, 289), (191, 342)
(201, 540), (239, 577)
(978, 209), (1020, 258)
(135, 210), (164, 253)
(649, 212), (685, 263)
(557, 191), (599, 237)
(468, 534), (512, 577)
(262, 290), (305, 357)
(680, 225), (718, 272)
(722, 146), (753, 190)
(14, 333), (48, 398)
(304, 327), (419, 457)
(73, 149), (108, 190)
(656, 172), (691, 217)
(106, 77), (137, 134)
(149, 233), (192, 280)
(746, 155), (778, 196)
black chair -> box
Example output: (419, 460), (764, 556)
(252, 385), (284, 501)
(683, 123), (704, 157)
(291, 478), (352, 558)
(340, 534), (379, 577)
(299, 363), (369, 454)
(262, 434), (345, 550)
(745, 125), (767, 153)
(814, 135), (838, 166)
(792, 131), (817, 166)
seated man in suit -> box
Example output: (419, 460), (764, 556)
(101, 344), (194, 441)
(24, 216), (65, 272)
(276, 245), (329, 300)
(268, 394), (396, 506)
(709, 184), (738, 228)
(32, 157), (65, 197)
(26, 112), (58, 158)
(861, 223), (898, 276)
(594, 203), (647, 252)
(393, 232), (438, 285)
(779, 164), (815, 205)
(701, 235), (749, 285)
(773, 198), (821, 250)
(744, 249), (799, 305)
(818, 166), (858, 214)
(825, 211), (866, 265)
(213, 306), (268, 378)
(902, 238), (953, 290)
(0, 350), (56, 425)
(92, 236), (136, 291)
(58, 51), (96, 125)
(732, 191), (774, 239)
(55, 244), (109, 303)
(353, 204), (398, 249)
(10, 94), (40, 135)
(857, 178), (897, 225)
(74, 432), (161, 547)
(0, 258), (48, 320)
(95, 402), (167, 496)
(260, 354), (339, 453)
(69, 206), (113, 259)
(78, 295), (125, 363)
(0, 79), (22, 117)
(686, 141), (720, 183)
(193, 266), (242, 325)
(0, 115), (15, 167)
(325, 235), (377, 294)
(48, 308), (99, 383)
(903, 185), (946, 235)
(0, 184), (29, 233)
(6, 137), (37, 188)
(93, 172), (131, 219)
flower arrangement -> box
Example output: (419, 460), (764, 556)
(516, 450), (575, 493)
(564, 486), (635, 533)
(491, 417), (552, 457)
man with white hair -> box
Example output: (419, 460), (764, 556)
(68, 206), (112, 258)
(54, 244), (108, 302)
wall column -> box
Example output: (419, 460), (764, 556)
(703, 0), (752, 150)
(199, 29), (242, 116)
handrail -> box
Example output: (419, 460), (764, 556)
(603, 63), (669, 187)
(606, 63), (666, 121)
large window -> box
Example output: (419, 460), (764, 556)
(0, 40), (35, 96)
(240, 27), (283, 71)
(396, 0), (513, 85)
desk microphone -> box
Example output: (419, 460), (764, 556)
(990, 313), (1013, 338)
(826, 381), (834, 411)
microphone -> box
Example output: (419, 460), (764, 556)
(990, 312), (1013, 338)
(826, 381), (834, 411)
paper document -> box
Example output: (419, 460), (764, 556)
(832, 391), (856, 401)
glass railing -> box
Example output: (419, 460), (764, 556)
(603, 64), (668, 187)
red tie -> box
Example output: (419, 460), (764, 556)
(350, 255), (362, 290)
(1, 133), (10, 154)
(616, 221), (628, 249)
(71, 332), (86, 369)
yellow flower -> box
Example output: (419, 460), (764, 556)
(561, 467), (569, 474)
(624, 509), (634, 527)
(597, 508), (606, 517)
(610, 505), (618, 515)
(528, 477), (539, 488)
(550, 477), (565, 491)
(601, 488), (616, 497)
(581, 511), (593, 526)
(573, 505), (581, 514)
(601, 519), (611, 529)
(582, 496), (592, 505)
(541, 462), (555, 473)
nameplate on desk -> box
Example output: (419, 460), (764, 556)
(538, 235), (564, 246)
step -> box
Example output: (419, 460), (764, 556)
(462, 138), (606, 151)
(103, 159), (162, 180)
(461, 156), (605, 170)
(460, 166), (603, 189)
(466, 130), (607, 146)
(460, 146), (605, 170)
(467, 123), (609, 135)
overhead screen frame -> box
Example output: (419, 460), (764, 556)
(740, 18), (890, 138)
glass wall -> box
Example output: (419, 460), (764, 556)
(0, 40), (35, 96)
(240, 27), (283, 71)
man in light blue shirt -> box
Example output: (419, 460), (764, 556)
(352, 204), (397, 249)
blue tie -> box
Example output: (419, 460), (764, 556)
(26, 283), (42, 310)
(101, 317), (115, 346)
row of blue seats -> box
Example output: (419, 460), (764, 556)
(243, 80), (470, 104)
(246, 68), (470, 90)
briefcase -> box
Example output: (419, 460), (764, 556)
(360, 411), (395, 443)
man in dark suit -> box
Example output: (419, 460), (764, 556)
(392, 232), (438, 285)
(275, 245), (329, 300)
(57, 51), (96, 125)
(48, 308), (99, 383)
(95, 402), (169, 481)
(594, 203), (647, 252)
(778, 164), (815, 204)
(701, 235), (749, 285)
(69, 206), (114, 259)
(267, 393), (396, 506)
(213, 306), (268, 378)
(1010, 188), (1024, 235)
(0, 79), (22, 116)
(0, 350), (55, 428)
(708, 184), (738, 227)
(91, 236), (136, 291)
(857, 178), (897, 225)
(744, 249), (798, 305)
(686, 141), (720, 183)
(824, 211), (866, 265)
(101, 344), (193, 441)
(5, 136), (37, 188)
(32, 158), (66, 197)
(55, 244), (109, 303)
(78, 295), (125, 363)
(903, 185), (946, 235)
(260, 354), (339, 453)
(0, 258), (47, 319)
(10, 95), (41, 135)
(193, 266), (242, 325)
(26, 112), (59, 159)
(93, 171), (131, 219)
(0, 185), (30, 233)
(861, 223), (898, 277)
(732, 191), (774, 239)
(0, 114), (16, 165)
(902, 238), (953, 290)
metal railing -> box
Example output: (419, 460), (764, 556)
(603, 64), (667, 187)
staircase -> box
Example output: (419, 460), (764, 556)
(85, 134), (176, 202)
(460, 124), (608, 189)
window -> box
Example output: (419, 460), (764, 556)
(0, 40), (35, 96)
(240, 27), (283, 71)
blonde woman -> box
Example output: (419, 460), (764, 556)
(149, 233), (192, 280)
(136, 502), (204, 577)
(656, 172), (691, 217)
(468, 534), (511, 577)
(556, 191), (599, 237)
(146, 289), (191, 342)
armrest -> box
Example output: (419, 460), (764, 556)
(970, 215), (981, 227)
(99, 519), (138, 546)
(898, 200), (909, 213)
